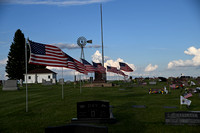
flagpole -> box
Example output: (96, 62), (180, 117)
(80, 73), (82, 93)
(74, 71), (75, 89)
(62, 67), (64, 99)
(25, 38), (28, 112)
(100, 4), (104, 67)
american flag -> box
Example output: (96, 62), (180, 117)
(119, 62), (133, 72)
(28, 40), (68, 67)
(65, 54), (87, 75)
(81, 58), (95, 73)
(184, 93), (193, 99)
(117, 69), (128, 77)
(29, 40), (87, 74)
(169, 84), (176, 89)
(93, 62), (106, 73)
(107, 66), (118, 74)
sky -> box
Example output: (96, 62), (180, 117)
(0, 0), (200, 81)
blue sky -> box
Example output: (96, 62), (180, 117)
(0, 0), (200, 80)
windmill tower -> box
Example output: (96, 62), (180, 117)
(77, 36), (92, 59)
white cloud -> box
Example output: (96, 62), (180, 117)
(52, 43), (101, 50)
(92, 50), (110, 63)
(0, 58), (7, 65)
(2, 0), (112, 6)
(144, 64), (158, 72)
(168, 46), (200, 69)
(92, 50), (136, 71)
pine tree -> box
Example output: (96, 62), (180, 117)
(6, 29), (45, 80)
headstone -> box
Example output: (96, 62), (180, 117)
(77, 101), (110, 119)
(149, 81), (156, 85)
(59, 78), (64, 85)
(66, 80), (71, 84)
(90, 77), (93, 83)
(165, 111), (200, 125)
(52, 79), (56, 84)
(42, 79), (53, 85)
(72, 101), (116, 124)
(45, 124), (108, 133)
(2, 80), (19, 91)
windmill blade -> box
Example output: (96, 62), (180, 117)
(87, 40), (92, 44)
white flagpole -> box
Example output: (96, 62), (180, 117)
(25, 38), (28, 112)
(62, 67), (64, 99)
(74, 71), (75, 88)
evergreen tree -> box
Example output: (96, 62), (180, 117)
(6, 29), (45, 80)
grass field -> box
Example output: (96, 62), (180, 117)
(1, 82), (200, 133)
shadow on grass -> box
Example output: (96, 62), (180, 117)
(107, 102), (147, 133)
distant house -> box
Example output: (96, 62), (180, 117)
(24, 68), (57, 84)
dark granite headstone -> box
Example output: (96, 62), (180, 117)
(72, 101), (116, 124)
(77, 101), (110, 119)
(165, 111), (200, 125)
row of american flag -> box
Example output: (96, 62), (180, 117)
(28, 40), (133, 76)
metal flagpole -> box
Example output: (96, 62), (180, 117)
(74, 71), (75, 88)
(100, 4), (104, 67)
(25, 38), (28, 112)
(62, 67), (64, 99)
(80, 74), (82, 93)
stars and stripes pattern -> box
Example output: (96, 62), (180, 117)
(117, 69), (128, 77)
(81, 58), (95, 73)
(28, 40), (68, 67)
(93, 62), (106, 73)
(28, 40), (87, 74)
(119, 62), (133, 72)
(65, 54), (87, 75)
(107, 66), (118, 74)
(184, 93), (193, 99)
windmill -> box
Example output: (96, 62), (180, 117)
(77, 36), (92, 59)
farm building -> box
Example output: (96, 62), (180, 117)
(24, 68), (57, 84)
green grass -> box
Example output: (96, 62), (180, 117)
(1, 82), (200, 133)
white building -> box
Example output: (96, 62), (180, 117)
(24, 68), (57, 84)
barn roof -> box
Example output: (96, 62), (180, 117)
(27, 68), (57, 74)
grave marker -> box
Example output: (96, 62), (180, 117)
(72, 101), (116, 123)
(149, 82), (156, 85)
(165, 111), (200, 125)
(2, 80), (19, 91)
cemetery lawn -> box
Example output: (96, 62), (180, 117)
(1, 82), (200, 133)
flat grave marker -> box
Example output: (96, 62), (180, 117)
(165, 111), (200, 125)
(132, 105), (146, 108)
(163, 106), (177, 109)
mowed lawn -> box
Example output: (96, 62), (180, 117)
(1, 82), (200, 133)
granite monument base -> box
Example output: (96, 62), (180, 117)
(45, 124), (108, 133)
